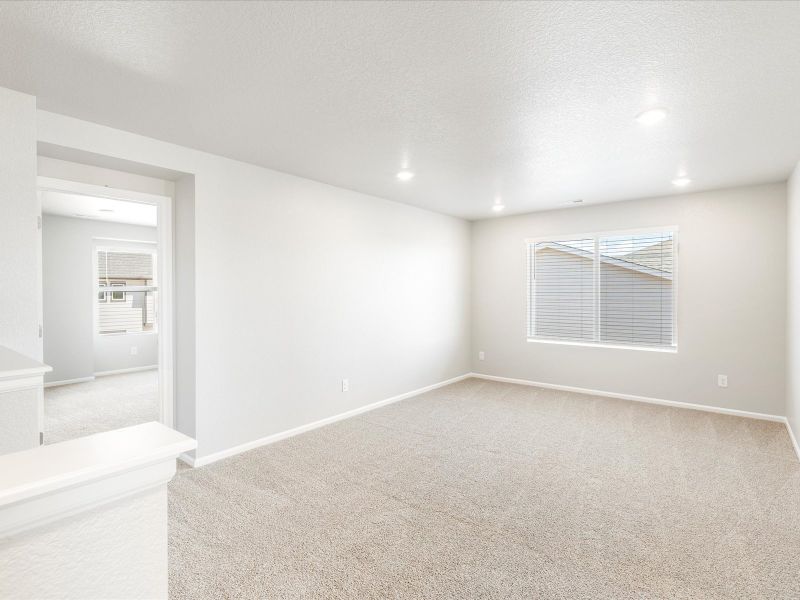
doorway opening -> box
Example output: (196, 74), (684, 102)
(39, 175), (173, 443)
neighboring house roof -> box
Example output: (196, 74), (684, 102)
(536, 241), (673, 280)
(621, 240), (673, 273)
(98, 251), (153, 280)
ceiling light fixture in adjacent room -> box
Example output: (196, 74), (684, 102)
(396, 170), (415, 182)
(99, 208), (114, 213)
(635, 107), (668, 125)
(671, 176), (692, 187)
(492, 197), (505, 213)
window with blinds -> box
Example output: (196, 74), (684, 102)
(96, 247), (158, 336)
(528, 230), (676, 349)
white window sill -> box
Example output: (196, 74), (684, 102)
(98, 331), (158, 337)
(527, 338), (678, 353)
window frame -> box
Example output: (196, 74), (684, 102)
(110, 281), (126, 302)
(526, 226), (678, 352)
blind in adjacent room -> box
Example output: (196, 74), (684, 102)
(528, 230), (676, 349)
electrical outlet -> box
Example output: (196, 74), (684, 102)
(717, 374), (728, 388)
(341, 378), (349, 392)
(130, 346), (138, 356)
(478, 351), (485, 361)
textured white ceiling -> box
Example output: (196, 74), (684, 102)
(2, 1), (799, 219)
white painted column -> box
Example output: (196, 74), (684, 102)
(0, 422), (196, 599)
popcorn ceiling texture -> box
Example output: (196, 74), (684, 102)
(1, 3), (800, 217)
(168, 378), (800, 599)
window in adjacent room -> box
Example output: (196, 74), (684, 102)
(96, 247), (158, 335)
(527, 229), (676, 350)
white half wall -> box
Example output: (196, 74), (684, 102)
(787, 162), (800, 448)
(36, 108), (472, 460)
(472, 183), (787, 416)
(0, 88), (40, 362)
(42, 215), (158, 383)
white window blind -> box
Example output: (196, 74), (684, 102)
(528, 230), (675, 349)
(529, 239), (595, 342)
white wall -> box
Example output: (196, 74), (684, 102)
(0, 88), (40, 361)
(472, 183), (787, 416)
(0, 486), (167, 599)
(36, 109), (472, 459)
(787, 162), (800, 446)
(42, 215), (158, 383)
(38, 155), (175, 198)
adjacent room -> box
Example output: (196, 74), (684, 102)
(39, 162), (169, 443)
(0, 2), (798, 599)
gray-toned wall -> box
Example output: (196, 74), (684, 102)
(42, 215), (158, 383)
(787, 163), (800, 446)
(472, 183), (787, 416)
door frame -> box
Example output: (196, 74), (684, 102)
(38, 176), (174, 428)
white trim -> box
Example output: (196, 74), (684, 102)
(94, 365), (158, 378)
(0, 376), (45, 394)
(469, 372), (786, 422)
(0, 346), (52, 382)
(785, 419), (800, 462)
(525, 225), (680, 245)
(0, 422), (195, 537)
(0, 461), (174, 538)
(526, 338), (678, 353)
(44, 376), (95, 388)
(190, 374), (471, 468)
(37, 176), (165, 207)
(38, 176), (174, 430)
(156, 193), (174, 430)
(93, 237), (156, 245)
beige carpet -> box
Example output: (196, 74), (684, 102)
(44, 370), (159, 444)
(168, 378), (800, 599)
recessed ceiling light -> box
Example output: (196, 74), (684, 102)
(99, 208), (114, 213)
(635, 107), (668, 125)
(671, 176), (691, 187)
(572, 199), (584, 204)
(396, 170), (414, 182)
(492, 197), (505, 213)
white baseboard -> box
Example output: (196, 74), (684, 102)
(94, 365), (158, 377)
(785, 419), (800, 462)
(44, 376), (95, 388)
(191, 373), (471, 468)
(469, 372), (786, 422)
(178, 452), (196, 467)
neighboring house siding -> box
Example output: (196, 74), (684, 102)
(533, 247), (594, 341)
(98, 298), (144, 333)
(600, 261), (673, 346)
